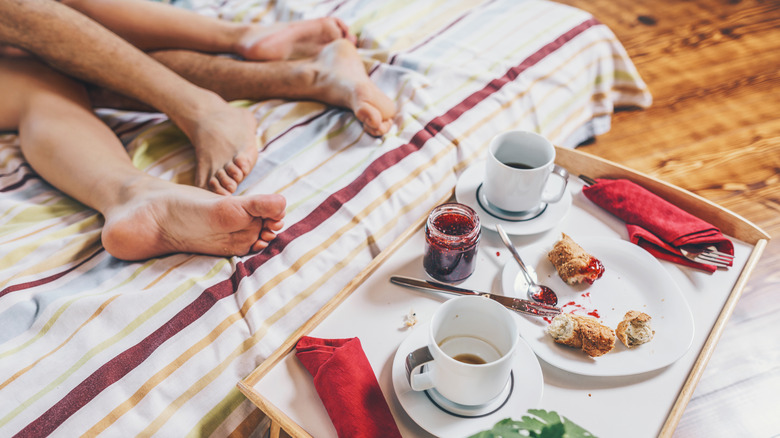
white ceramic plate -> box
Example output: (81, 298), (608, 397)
(455, 162), (572, 235)
(391, 321), (543, 436)
(501, 237), (695, 376)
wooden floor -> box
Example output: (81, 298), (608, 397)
(555, 0), (780, 436)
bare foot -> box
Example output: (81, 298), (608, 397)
(184, 102), (260, 195)
(101, 177), (286, 261)
(236, 17), (356, 61)
(306, 39), (396, 136)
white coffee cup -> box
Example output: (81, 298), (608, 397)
(405, 295), (518, 406)
(483, 130), (569, 213)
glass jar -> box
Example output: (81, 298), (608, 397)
(423, 203), (481, 283)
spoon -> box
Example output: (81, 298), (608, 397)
(495, 224), (558, 306)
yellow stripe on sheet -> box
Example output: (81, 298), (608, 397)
(0, 216), (102, 290)
(0, 198), (87, 238)
(129, 123), (190, 171)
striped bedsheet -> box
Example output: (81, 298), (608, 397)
(0, 0), (650, 436)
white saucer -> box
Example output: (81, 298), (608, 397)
(455, 162), (572, 235)
(392, 322), (544, 437)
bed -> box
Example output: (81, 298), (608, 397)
(0, 0), (651, 436)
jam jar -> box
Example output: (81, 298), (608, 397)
(423, 203), (481, 283)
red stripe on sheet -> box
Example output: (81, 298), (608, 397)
(14, 18), (598, 437)
(0, 250), (104, 299)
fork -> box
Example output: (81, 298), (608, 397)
(679, 245), (734, 268)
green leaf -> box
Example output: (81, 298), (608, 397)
(467, 409), (596, 438)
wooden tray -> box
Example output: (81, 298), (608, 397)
(238, 147), (769, 437)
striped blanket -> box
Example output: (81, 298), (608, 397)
(0, 0), (650, 436)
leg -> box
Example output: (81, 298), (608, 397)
(148, 40), (396, 136)
(0, 57), (286, 261)
(61, 0), (355, 60)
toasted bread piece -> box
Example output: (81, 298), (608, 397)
(547, 233), (605, 285)
(547, 314), (615, 357)
(616, 310), (654, 348)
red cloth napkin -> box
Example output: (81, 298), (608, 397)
(295, 336), (401, 438)
(582, 178), (734, 273)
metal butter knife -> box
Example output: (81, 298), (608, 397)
(389, 276), (561, 317)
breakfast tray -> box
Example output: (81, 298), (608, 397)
(238, 147), (769, 437)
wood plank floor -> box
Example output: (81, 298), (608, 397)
(555, 0), (780, 436)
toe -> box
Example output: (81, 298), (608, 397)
(215, 169), (238, 194)
(355, 105), (384, 136)
(225, 161), (244, 183)
(260, 228), (277, 242)
(234, 154), (255, 176)
(245, 194), (287, 219)
(251, 239), (269, 253)
(208, 177), (232, 196)
(264, 218), (285, 232)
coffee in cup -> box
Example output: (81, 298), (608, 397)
(405, 295), (518, 406)
(482, 130), (569, 214)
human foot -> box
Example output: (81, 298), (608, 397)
(180, 100), (260, 195)
(101, 178), (286, 261)
(306, 39), (396, 136)
(237, 17), (356, 61)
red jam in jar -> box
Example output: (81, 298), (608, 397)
(423, 203), (481, 283)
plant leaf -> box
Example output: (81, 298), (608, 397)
(468, 409), (596, 438)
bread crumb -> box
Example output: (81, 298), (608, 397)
(404, 309), (418, 327)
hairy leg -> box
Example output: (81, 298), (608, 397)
(1, 57), (286, 261)
(61, 0), (354, 60)
(148, 40), (396, 136)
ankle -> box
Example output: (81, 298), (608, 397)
(167, 89), (227, 137)
(100, 174), (159, 217)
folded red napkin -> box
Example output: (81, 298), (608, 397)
(295, 336), (401, 438)
(582, 178), (734, 272)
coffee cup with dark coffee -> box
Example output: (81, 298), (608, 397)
(483, 130), (569, 214)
